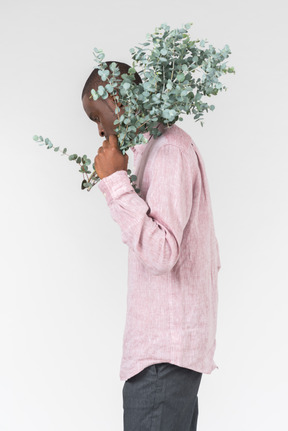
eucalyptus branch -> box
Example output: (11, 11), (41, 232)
(33, 22), (234, 193)
(171, 40), (175, 81)
(134, 115), (160, 133)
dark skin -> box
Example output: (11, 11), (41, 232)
(82, 92), (128, 179)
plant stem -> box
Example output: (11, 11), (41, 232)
(171, 40), (175, 81)
(134, 115), (159, 133)
(119, 103), (132, 148)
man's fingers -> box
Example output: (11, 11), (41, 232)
(102, 135), (118, 149)
(108, 134), (119, 148)
(101, 139), (109, 149)
(101, 135), (120, 152)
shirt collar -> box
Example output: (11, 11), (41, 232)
(131, 123), (164, 153)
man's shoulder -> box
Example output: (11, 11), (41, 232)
(156, 123), (194, 152)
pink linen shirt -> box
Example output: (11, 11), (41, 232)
(98, 122), (221, 381)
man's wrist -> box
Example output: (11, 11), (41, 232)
(98, 170), (135, 203)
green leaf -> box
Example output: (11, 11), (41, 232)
(184, 22), (192, 30)
(105, 83), (114, 93)
(54, 147), (60, 152)
(81, 180), (91, 189)
(98, 86), (105, 96)
(63, 148), (67, 154)
(162, 108), (177, 120)
(109, 62), (117, 72)
(33, 135), (39, 141)
(166, 80), (173, 90)
(68, 154), (78, 161)
(99, 69), (109, 81)
(91, 89), (99, 100)
(176, 73), (185, 82)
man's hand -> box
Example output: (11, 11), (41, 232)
(94, 135), (128, 179)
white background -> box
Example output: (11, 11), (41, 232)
(1, 0), (287, 430)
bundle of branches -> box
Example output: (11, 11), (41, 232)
(33, 22), (235, 191)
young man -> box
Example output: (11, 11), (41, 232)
(82, 61), (221, 431)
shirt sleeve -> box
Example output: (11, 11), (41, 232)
(98, 144), (195, 276)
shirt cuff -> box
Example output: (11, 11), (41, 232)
(98, 170), (135, 204)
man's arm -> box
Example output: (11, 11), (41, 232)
(98, 143), (196, 276)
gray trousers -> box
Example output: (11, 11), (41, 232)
(122, 362), (202, 431)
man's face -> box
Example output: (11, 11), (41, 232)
(82, 93), (125, 141)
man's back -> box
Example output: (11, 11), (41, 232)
(98, 122), (221, 381)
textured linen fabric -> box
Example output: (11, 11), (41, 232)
(98, 122), (221, 381)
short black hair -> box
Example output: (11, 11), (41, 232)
(81, 61), (142, 100)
